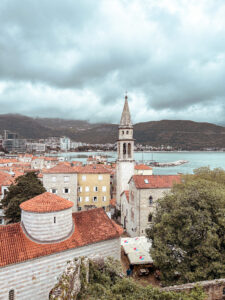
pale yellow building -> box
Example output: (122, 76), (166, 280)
(77, 165), (111, 212)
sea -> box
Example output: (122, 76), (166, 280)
(56, 151), (225, 175)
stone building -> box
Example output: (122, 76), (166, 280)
(121, 175), (181, 237)
(116, 95), (135, 209)
(43, 163), (78, 212)
(0, 192), (123, 300)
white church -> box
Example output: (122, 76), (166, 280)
(0, 192), (123, 299)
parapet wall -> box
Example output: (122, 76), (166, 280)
(161, 278), (225, 300)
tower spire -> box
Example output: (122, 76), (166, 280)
(120, 93), (132, 127)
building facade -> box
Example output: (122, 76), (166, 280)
(43, 164), (78, 212)
(77, 165), (111, 212)
(121, 175), (181, 237)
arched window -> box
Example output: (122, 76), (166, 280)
(126, 130), (129, 134)
(148, 214), (153, 222)
(149, 196), (153, 205)
(128, 143), (131, 158)
(9, 290), (14, 300)
(123, 143), (126, 156)
(118, 143), (120, 155)
(122, 130), (124, 135)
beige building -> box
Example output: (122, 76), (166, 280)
(77, 165), (111, 212)
(134, 164), (153, 175)
(121, 175), (181, 237)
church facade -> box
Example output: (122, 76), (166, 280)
(0, 192), (123, 299)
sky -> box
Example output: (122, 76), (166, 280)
(0, 0), (225, 125)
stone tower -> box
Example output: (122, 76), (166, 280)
(116, 94), (135, 209)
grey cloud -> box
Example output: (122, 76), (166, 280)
(0, 0), (224, 125)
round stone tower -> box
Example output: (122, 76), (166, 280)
(20, 192), (74, 243)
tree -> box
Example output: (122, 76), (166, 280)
(2, 171), (46, 223)
(147, 167), (225, 286)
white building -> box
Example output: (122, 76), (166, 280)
(43, 163), (78, 212)
(60, 137), (71, 151)
(0, 192), (123, 299)
(116, 95), (135, 209)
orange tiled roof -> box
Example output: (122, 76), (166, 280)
(0, 208), (123, 267)
(135, 164), (152, 170)
(0, 171), (14, 187)
(77, 164), (111, 174)
(20, 192), (74, 212)
(131, 175), (181, 189)
(43, 163), (77, 174)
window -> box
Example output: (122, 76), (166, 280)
(64, 188), (69, 194)
(85, 186), (89, 192)
(78, 197), (82, 202)
(93, 186), (98, 192)
(78, 207), (82, 211)
(122, 130), (124, 134)
(54, 217), (56, 223)
(102, 196), (106, 202)
(126, 130), (129, 134)
(78, 186), (82, 192)
(102, 186), (106, 192)
(149, 196), (153, 205)
(102, 206), (106, 211)
(51, 188), (57, 194)
(85, 196), (89, 202)
(148, 214), (153, 222)
(123, 143), (126, 155)
(128, 143), (131, 158)
(64, 176), (69, 182)
(82, 175), (86, 181)
(0, 218), (3, 224)
(93, 196), (98, 202)
(98, 175), (103, 180)
(52, 176), (56, 182)
(9, 290), (14, 300)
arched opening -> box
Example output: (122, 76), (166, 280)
(118, 143), (120, 156)
(149, 196), (153, 205)
(128, 143), (131, 158)
(9, 290), (14, 300)
(126, 130), (129, 134)
(123, 143), (126, 158)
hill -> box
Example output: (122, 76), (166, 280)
(0, 114), (225, 149)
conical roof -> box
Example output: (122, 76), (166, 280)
(120, 95), (132, 127)
(20, 192), (74, 212)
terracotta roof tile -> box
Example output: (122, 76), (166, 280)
(43, 163), (77, 174)
(135, 164), (152, 170)
(77, 165), (111, 174)
(0, 208), (123, 267)
(0, 171), (14, 186)
(131, 175), (181, 189)
(20, 192), (74, 212)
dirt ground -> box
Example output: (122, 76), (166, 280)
(120, 249), (161, 287)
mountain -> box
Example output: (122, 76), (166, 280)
(0, 114), (225, 149)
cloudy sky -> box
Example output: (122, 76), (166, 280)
(0, 0), (225, 125)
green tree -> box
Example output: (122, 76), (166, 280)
(2, 171), (46, 223)
(147, 167), (225, 286)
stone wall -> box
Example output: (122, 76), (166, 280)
(0, 238), (121, 300)
(21, 208), (73, 242)
(162, 278), (225, 300)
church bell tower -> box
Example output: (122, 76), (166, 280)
(116, 94), (135, 209)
